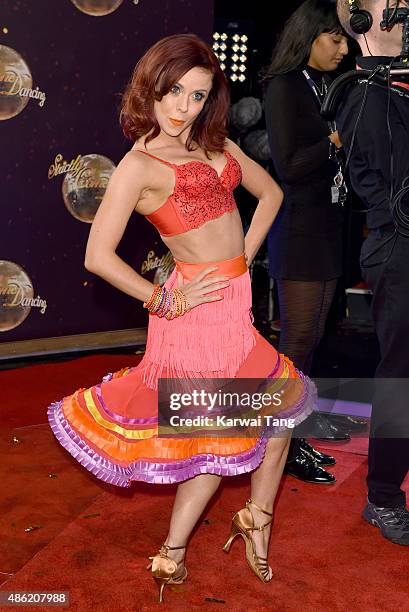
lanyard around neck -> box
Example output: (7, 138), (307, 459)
(302, 69), (345, 203)
(302, 69), (336, 132)
(302, 69), (327, 100)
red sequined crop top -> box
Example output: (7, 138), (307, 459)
(138, 149), (242, 237)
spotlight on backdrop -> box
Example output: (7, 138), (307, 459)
(212, 19), (255, 88)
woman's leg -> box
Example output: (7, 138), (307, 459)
(163, 435), (291, 572)
(277, 279), (337, 460)
(276, 279), (338, 376)
(314, 279), (339, 365)
(249, 434), (292, 578)
(163, 474), (222, 567)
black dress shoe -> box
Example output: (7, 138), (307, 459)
(299, 438), (336, 467)
(326, 413), (368, 432)
(285, 453), (336, 484)
(310, 412), (351, 441)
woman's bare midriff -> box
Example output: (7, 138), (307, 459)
(160, 209), (245, 264)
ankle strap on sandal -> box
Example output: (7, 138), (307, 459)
(245, 499), (273, 532)
(160, 544), (186, 553)
(247, 499), (273, 518)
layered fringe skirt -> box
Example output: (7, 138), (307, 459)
(47, 254), (316, 487)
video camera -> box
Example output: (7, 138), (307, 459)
(381, 2), (409, 63)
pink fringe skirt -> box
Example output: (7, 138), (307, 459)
(48, 254), (316, 486)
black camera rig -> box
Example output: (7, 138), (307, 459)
(322, 2), (409, 120)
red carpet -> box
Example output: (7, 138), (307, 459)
(1, 355), (408, 610)
(1, 354), (143, 428)
(316, 435), (369, 456)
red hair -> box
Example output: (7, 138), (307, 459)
(120, 33), (230, 153)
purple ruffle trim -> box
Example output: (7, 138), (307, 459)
(46, 375), (316, 488)
(47, 400), (270, 487)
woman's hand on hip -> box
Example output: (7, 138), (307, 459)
(177, 267), (230, 310)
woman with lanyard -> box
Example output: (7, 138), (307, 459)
(263, 0), (349, 484)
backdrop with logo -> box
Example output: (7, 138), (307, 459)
(0, 0), (214, 346)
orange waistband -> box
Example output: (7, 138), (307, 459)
(174, 253), (248, 281)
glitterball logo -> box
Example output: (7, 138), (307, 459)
(70, 0), (124, 16)
(48, 153), (116, 223)
(141, 250), (175, 285)
(0, 45), (46, 120)
(0, 261), (47, 332)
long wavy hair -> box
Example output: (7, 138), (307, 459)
(262, 0), (344, 81)
(120, 34), (230, 153)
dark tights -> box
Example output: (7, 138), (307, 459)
(275, 279), (338, 461)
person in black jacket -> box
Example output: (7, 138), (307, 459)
(264, 0), (349, 483)
(336, 0), (409, 546)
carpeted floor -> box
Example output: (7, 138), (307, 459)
(1, 355), (408, 611)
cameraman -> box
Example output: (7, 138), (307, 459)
(336, 0), (409, 545)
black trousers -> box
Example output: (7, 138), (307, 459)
(276, 279), (338, 461)
(361, 228), (409, 507)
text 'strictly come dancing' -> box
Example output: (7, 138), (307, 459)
(47, 33), (316, 602)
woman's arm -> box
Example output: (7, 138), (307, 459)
(225, 139), (283, 266)
(265, 75), (331, 184)
(85, 150), (235, 312)
(84, 151), (157, 303)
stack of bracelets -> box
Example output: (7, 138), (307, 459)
(143, 285), (190, 320)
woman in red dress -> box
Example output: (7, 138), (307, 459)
(48, 33), (316, 602)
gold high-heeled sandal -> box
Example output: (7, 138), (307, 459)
(146, 543), (188, 603)
(222, 498), (273, 582)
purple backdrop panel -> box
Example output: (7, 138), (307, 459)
(1, 0), (214, 341)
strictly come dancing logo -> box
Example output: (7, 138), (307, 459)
(141, 250), (175, 285)
(0, 45), (46, 120)
(70, 0), (125, 15)
(48, 153), (116, 223)
(0, 261), (47, 332)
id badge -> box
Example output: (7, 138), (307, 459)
(332, 171), (347, 206)
(331, 185), (340, 204)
